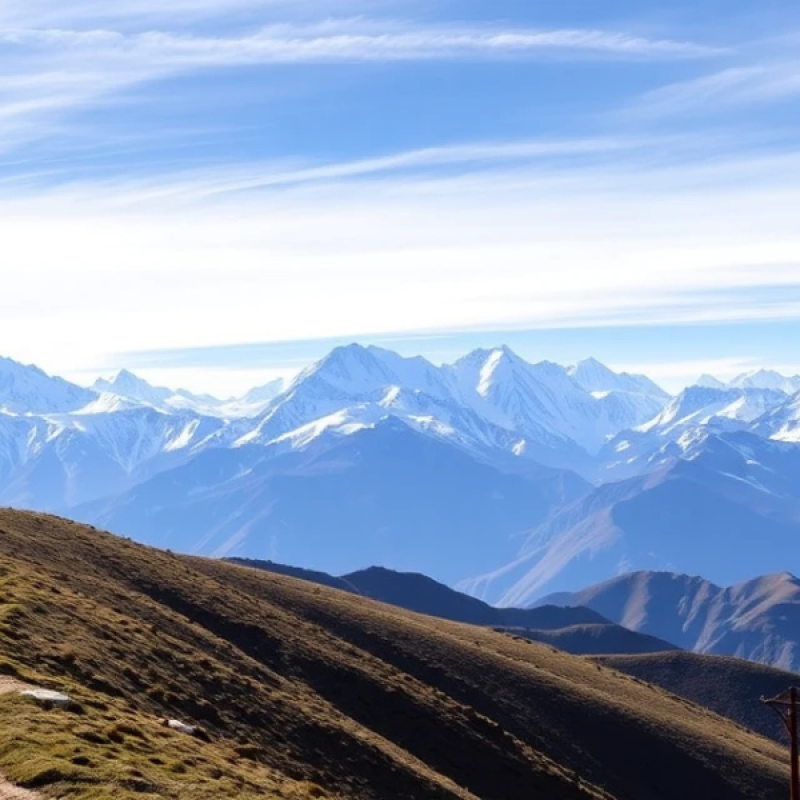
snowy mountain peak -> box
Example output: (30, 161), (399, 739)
(300, 343), (390, 388)
(297, 343), (447, 399)
(729, 369), (800, 394)
(0, 354), (96, 414)
(570, 358), (668, 399)
(570, 357), (614, 381)
(457, 344), (519, 364)
(476, 348), (526, 397)
(452, 346), (530, 397)
(442, 348), (671, 458)
(240, 378), (286, 405)
(694, 374), (727, 390)
(93, 370), (172, 406)
(642, 385), (787, 434)
(91, 369), (263, 418)
(96, 369), (158, 392)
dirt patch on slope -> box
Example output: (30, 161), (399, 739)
(0, 680), (41, 799)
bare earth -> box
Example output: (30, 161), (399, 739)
(0, 680), (42, 799)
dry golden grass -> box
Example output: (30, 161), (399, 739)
(0, 508), (790, 799)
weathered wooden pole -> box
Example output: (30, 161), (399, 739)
(762, 687), (799, 800)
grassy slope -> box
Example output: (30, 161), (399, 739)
(595, 651), (800, 744)
(0, 509), (788, 800)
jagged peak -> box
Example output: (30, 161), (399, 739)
(93, 369), (168, 398)
(572, 356), (614, 374)
(0, 353), (45, 373)
(570, 358), (669, 399)
(729, 368), (800, 393)
(694, 373), (726, 389)
(107, 368), (151, 387)
(732, 571), (800, 590)
(240, 378), (286, 404)
(0, 353), (95, 414)
(457, 345), (525, 365)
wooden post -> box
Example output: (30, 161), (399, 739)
(762, 687), (800, 800)
(790, 687), (799, 800)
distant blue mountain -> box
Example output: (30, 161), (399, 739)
(80, 418), (589, 585)
(462, 431), (800, 605)
(539, 569), (800, 671)
(228, 559), (677, 657)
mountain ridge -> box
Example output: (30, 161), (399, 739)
(228, 560), (679, 657)
(538, 568), (800, 671)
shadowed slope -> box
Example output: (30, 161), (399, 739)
(235, 561), (678, 656)
(0, 509), (788, 799)
(594, 651), (800, 744)
(502, 624), (678, 656)
(330, 565), (610, 629)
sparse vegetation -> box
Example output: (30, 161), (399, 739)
(594, 650), (800, 744)
(0, 508), (790, 799)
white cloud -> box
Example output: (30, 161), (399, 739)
(2, 134), (800, 389)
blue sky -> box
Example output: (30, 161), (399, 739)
(2, 0), (800, 393)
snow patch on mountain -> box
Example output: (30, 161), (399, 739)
(446, 348), (668, 458)
(691, 369), (800, 394)
(93, 370), (286, 419)
(729, 369), (800, 394)
(643, 386), (783, 433)
(93, 370), (173, 407)
(596, 386), (787, 482)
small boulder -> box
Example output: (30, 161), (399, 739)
(165, 719), (197, 736)
(20, 689), (72, 707)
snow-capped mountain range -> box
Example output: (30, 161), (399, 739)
(2, 345), (800, 601)
(91, 369), (286, 418)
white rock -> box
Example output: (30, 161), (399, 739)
(21, 689), (71, 706)
(167, 719), (197, 735)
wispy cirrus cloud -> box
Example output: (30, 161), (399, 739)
(636, 61), (800, 115)
(0, 0), (340, 27)
(3, 130), (800, 388)
(0, 18), (723, 155)
(48, 135), (663, 205)
(71, 25), (720, 63)
(1, 20), (722, 64)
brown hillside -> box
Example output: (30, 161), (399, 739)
(594, 650), (800, 744)
(0, 509), (789, 799)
